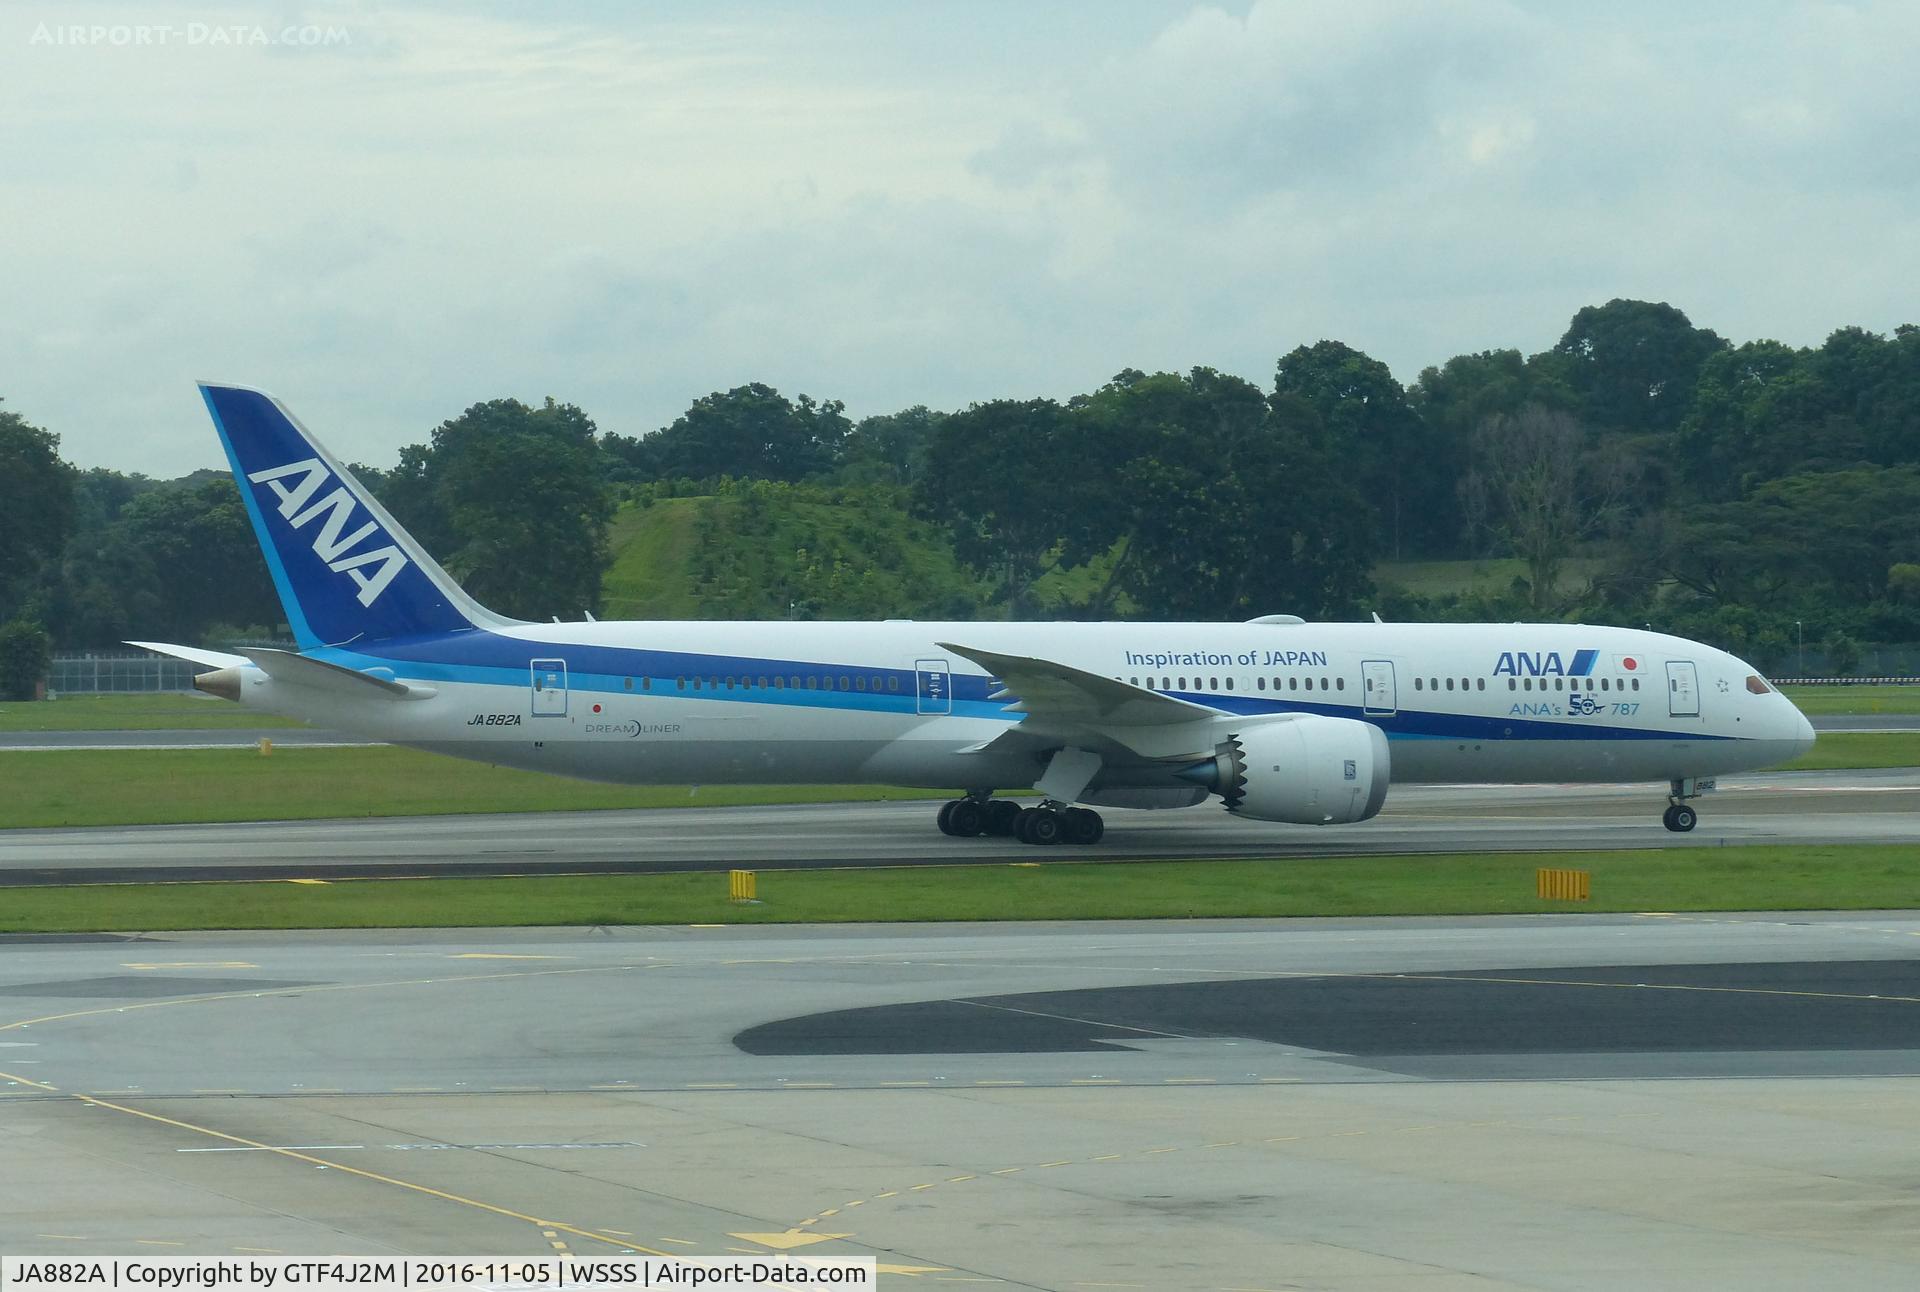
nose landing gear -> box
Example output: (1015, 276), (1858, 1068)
(1661, 777), (1709, 832)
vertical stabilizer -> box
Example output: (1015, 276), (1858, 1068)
(198, 382), (516, 648)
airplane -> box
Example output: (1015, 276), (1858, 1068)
(136, 382), (1817, 845)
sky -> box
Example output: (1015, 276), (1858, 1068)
(3, 0), (1917, 476)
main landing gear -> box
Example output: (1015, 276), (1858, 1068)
(1661, 777), (1705, 832)
(936, 795), (1104, 846)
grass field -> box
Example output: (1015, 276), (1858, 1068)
(0, 731), (1906, 830)
(0, 694), (301, 732)
(2, 845), (1915, 933)
(1774, 731), (1920, 770)
(1778, 684), (1920, 715)
(0, 745), (948, 830)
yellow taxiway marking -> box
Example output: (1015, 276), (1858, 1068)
(875, 1191), (899, 1198)
(448, 954), (569, 961)
(123, 962), (257, 970)
(287, 879), (329, 885)
(987, 1168), (1021, 1176)
(37, 1235), (87, 1242)
(137, 1241), (185, 1247)
(1090, 1154), (1122, 1162)
(730, 1231), (849, 1250)
(910, 1183), (937, 1191)
(233, 1249), (282, 1255)
(682, 1082), (738, 1089)
(0, 1067), (671, 1258)
(878, 1266), (953, 1276)
(781, 1082), (835, 1089)
(947, 1175), (975, 1183)
(881, 1081), (932, 1087)
(972, 1080), (1025, 1086)
(1069, 1079), (1120, 1085)
(659, 1238), (698, 1247)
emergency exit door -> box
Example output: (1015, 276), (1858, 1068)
(531, 659), (569, 716)
(1362, 659), (1397, 715)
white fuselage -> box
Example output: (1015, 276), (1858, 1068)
(223, 619), (1815, 801)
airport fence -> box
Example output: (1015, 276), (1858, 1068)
(49, 645), (292, 695)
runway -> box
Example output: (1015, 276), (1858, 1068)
(3, 916), (1918, 1287)
(3, 768), (1918, 886)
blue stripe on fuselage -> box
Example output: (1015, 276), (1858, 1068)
(302, 628), (1736, 743)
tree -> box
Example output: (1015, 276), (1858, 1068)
(1274, 341), (1442, 558)
(386, 398), (615, 621)
(1551, 298), (1727, 435)
(1460, 406), (1634, 612)
(836, 406), (943, 486)
(615, 384), (851, 483)
(53, 477), (282, 646)
(915, 398), (1112, 616)
(0, 614), (52, 701)
(0, 402), (76, 623)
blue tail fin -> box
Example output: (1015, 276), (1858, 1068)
(200, 382), (509, 649)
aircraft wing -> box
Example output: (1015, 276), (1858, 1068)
(936, 640), (1215, 739)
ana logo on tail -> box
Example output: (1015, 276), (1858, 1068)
(247, 458), (410, 607)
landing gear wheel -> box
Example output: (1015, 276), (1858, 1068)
(1017, 807), (1063, 845)
(946, 798), (985, 837)
(1663, 803), (1698, 833)
(984, 799), (1022, 836)
(1062, 807), (1104, 845)
(936, 800), (959, 836)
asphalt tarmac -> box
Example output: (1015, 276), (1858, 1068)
(2, 768), (1917, 887)
(3, 917), (1919, 1287)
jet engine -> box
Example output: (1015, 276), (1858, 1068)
(1180, 716), (1390, 824)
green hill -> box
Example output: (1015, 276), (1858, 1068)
(601, 482), (990, 620)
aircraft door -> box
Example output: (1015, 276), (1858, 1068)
(1361, 660), (1397, 715)
(915, 658), (951, 715)
(1666, 660), (1699, 717)
(531, 659), (569, 716)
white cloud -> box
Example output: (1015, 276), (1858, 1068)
(1, 1), (1917, 474)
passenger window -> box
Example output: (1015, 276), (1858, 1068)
(790, 675), (801, 689)
(1289, 677), (1298, 691)
(623, 677), (634, 691)
(773, 676), (785, 689)
(1445, 678), (1454, 691)
(726, 676), (735, 689)
(1476, 678), (1484, 691)
(1601, 677), (1609, 691)
(1256, 677), (1266, 691)
(1209, 677), (1218, 691)
(888, 676), (899, 692)
(1336, 678), (1345, 691)
(676, 676), (686, 690)
(838, 676), (850, 691)
(1523, 678), (1531, 691)
(855, 676), (867, 691)
(1508, 678), (1516, 691)
(1632, 678), (1640, 691)
(1414, 678), (1424, 691)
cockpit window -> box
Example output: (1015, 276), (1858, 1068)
(1746, 675), (1772, 695)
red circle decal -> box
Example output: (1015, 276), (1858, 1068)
(1622, 657), (1637, 670)
(592, 703), (602, 713)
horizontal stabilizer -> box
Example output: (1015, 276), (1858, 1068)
(241, 648), (435, 701)
(127, 641), (250, 670)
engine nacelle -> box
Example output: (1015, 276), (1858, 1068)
(1186, 716), (1390, 824)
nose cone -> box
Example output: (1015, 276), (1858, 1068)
(1789, 704), (1816, 759)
